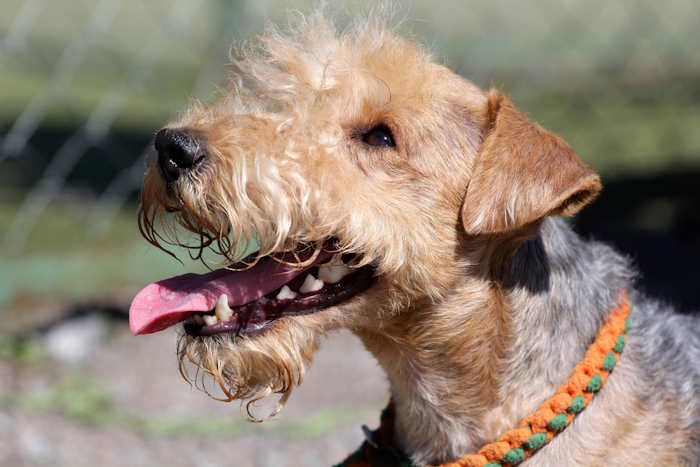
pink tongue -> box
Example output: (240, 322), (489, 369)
(129, 251), (330, 335)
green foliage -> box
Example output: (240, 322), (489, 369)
(24, 374), (117, 424)
(0, 199), (210, 311)
(0, 334), (46, 363)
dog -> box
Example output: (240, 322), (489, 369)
(129, 11), (700, 466)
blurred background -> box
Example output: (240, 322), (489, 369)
(1, 0), (699, 466)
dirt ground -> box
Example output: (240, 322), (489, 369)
(0, 313), (389, 467)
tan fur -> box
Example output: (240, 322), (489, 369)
(462, 90), (601, 235)
(139, 11), (692, 466)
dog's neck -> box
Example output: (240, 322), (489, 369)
(358, 218), (632, 465)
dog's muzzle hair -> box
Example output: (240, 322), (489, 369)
(177, 317), (322, 420)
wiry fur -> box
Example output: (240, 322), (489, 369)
(139, 10), (700, 466)
(177, 317), (321, 418)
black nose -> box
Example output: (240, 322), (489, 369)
(155, 128), (204, 183)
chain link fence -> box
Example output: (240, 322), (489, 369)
(1, 0), (699, 312)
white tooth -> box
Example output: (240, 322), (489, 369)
(276, 285), (297, 300)
(318, 261), (352, 284)
(299, 274), (324, 293)
(202, 314), (218, 326)
(215, 294), (233, 322)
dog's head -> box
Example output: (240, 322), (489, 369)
(131, 13), (600, 417)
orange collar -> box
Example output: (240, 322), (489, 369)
(336, 291), (631, 467)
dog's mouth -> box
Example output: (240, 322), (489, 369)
(129, 240), (375, 337)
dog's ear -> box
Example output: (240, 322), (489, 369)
(461, 90), (601, 235)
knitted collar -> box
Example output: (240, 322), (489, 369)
(335, 291), (631, 467)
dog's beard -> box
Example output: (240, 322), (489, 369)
(177, 318), (321, 419)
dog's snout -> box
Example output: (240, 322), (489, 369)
(155, 128), (204, 183)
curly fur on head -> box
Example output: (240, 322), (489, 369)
(140, 9), (488, 418)
(140, 8), (486, 278)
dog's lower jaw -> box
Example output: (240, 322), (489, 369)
(177, 316), (322, 419)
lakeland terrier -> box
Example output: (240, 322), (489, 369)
(129, 12), (700, 466)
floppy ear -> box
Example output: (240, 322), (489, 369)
(461, 90), (601, 235)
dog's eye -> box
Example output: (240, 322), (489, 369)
(362, 124), (396, 148)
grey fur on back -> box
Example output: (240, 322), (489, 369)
(507, 218), (700, 464)
(628, 294), (700, 462)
